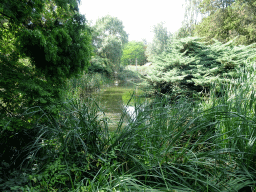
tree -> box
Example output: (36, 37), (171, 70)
(145, 37), (256, 97)
(0, 0), (92, 114)
(92, 15), (128, 72)
(198, 0), (235, 14)
(182, 0), (202, 37)
(146, 22), (171, 58)
(0, 0), (92, 170)
(180, 0), (235, 38)
(194, 0), (256, 45)
(174, 26), (192, 39)
(121, 41), (147, 66)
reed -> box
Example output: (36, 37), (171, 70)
(3, 68), (256, 192)
(21, 88), (255, 191)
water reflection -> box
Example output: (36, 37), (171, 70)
(94, 88), (128, 113)
(124, 105), (136, 120)
(90, 85), (140, 129)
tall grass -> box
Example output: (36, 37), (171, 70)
(21, 92), (255, 191)
(64, 72), (113, 101)
(3, 68), (256, 191)
(201, 65), (256, 180)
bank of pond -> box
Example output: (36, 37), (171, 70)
(1, 77), (256, 192)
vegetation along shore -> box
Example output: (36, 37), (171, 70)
(1, 0), (256, 191)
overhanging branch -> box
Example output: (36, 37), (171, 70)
(0, 12), (14, 20)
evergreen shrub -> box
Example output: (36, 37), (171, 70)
(146, 37), (256, 97)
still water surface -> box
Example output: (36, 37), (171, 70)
(89, 84), (142, 129)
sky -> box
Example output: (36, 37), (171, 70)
(79, 0), (186, 43)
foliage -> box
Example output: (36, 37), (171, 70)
(144, 37), (256, 97)
(2, 1), (256, 191)
(182, 0), (203, 37)
(0, 0), (92, 119)
(99, 35), (123, 71)
(2, 81), (256, 191)
(198, 0), (236, 14)
(89, 55), (113, 75)
(202, 66), (256, 170)
(121, 41), (147, 66)
(64, 71), (113, 101)
(117, 68), (142, 86)
(1, 0), (92, 83)
(0, 161), (31, 192)
(0, 0), (92, 175)
(174, 25), (193, 39)
(146, 22), (172, 59)
(193, 0), (256, 45)
(92, 15), (128, 72)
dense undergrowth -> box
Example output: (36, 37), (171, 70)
(1, 67), (256, 191)
(65, 71), (113, 100)
(1, 38), (256, 191)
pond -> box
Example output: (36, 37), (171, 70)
(88, 83), (145, 130)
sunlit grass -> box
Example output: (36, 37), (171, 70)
(3, 66), (256, 191)
(20, 84), (256, 191)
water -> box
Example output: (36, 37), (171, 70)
(89, 84), (144, 130)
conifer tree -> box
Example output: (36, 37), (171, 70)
(146, 37), (256, 97)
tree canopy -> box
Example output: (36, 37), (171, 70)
(0, 0), (92, 128)
(121, 41), (147, 66)
(91, 15), (128, 72)
(195, 0), (256, 45)
(182, 0), (256, 45)
(146, 22), (171, 58)
(1, 0), (91, 82)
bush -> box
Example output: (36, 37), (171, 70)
(145, 37), (256, 97)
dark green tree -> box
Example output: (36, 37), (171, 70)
(0, 0), (92, 121)
(0, 0), (92, 167)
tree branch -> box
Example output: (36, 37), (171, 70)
(0, 12), (15, 20)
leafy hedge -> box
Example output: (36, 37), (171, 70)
(145, 37), (256, 96)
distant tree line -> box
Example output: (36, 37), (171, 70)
(178, 0), (256, 45)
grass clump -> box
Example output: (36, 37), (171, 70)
(64, 72), (113, 101)
(2, 78), (256, 191)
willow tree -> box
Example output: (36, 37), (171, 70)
(146, 22), (172, 59)
(92, 15), (128, 73)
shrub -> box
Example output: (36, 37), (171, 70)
(145, 37), (256, 97)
